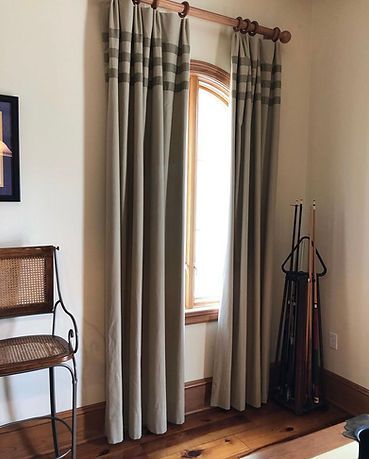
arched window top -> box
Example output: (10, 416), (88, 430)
(190, 60), (230, 105)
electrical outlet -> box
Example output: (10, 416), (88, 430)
(329, 332), (338, 350)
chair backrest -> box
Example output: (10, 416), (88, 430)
(0, 246), (54, 318)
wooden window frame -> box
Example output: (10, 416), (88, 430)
(185, 61), (230, 324)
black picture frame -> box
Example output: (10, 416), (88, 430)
(0, 95), (20, 202)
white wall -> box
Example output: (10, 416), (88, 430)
(0, 0), (107, 423)
(309, 0), (369, 389)
(0, 0), (313, 424)
(185, 322), (217, 381)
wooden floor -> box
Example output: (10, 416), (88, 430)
(246, 422), (355, 458)
(42, 402), (348, 459)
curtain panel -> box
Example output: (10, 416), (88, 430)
(104, 0), (190, 443)
(211, 33), (282, 411)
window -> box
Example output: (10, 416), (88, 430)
(185, 61), (231, 314)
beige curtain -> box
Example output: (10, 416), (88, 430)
(211, 33), (282, 411)
(104, 0), (190, 443)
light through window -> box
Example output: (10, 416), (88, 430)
(186, 62), (231, 310)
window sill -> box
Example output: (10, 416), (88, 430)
(185, 306), (219, 325)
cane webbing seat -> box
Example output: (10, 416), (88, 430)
(0, 335), (73, 377)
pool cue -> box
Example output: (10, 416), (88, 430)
(312, 202), (320, 404)
(281, 203), (299, 398)
(286, 201), (303, 400)
(293, 267), (308, 413)
(305, 203), (314, 403)
(290, 199), (302, 397)
(284, 202), (299, 399)
(290, 202), (299, 271)
(317, 276), (325, 402)
(295, 200), (303, 272)
(276, 274), (289, 389)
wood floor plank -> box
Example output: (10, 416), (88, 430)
(144, 416), (254, 458)
(138, 408), (241, 446)
(235, 405), (347, 456)
(161, 435), (249, 458)
(244, 423), (354, 459)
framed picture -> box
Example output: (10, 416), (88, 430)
(0, 95), (20, 201)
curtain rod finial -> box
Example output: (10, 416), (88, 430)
(280, 30), (292, 43)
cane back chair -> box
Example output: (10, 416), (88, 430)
(0, 246), (78, 459)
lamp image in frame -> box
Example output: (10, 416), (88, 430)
(0, 95), (20, 202)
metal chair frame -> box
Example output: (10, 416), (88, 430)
(0, 246), (78, 459)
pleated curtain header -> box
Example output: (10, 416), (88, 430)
(231, 34), (281, 106)
(104, 0), (190, 92)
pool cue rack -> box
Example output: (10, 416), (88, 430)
(273, 201), (327, 415)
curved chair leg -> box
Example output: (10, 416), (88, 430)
(49, 367), (60, 458)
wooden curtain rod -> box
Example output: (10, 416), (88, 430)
(137, 0), (292, 43)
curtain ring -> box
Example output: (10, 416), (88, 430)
(132, 0), (140, 4)
(178, 1), (190, 18)
(233, 16), (242, 32)
(249, 20), (258, 36)
(241, 18), (250, 34)
(151, 0), (158, 9)
(272, 27), (281, 42)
